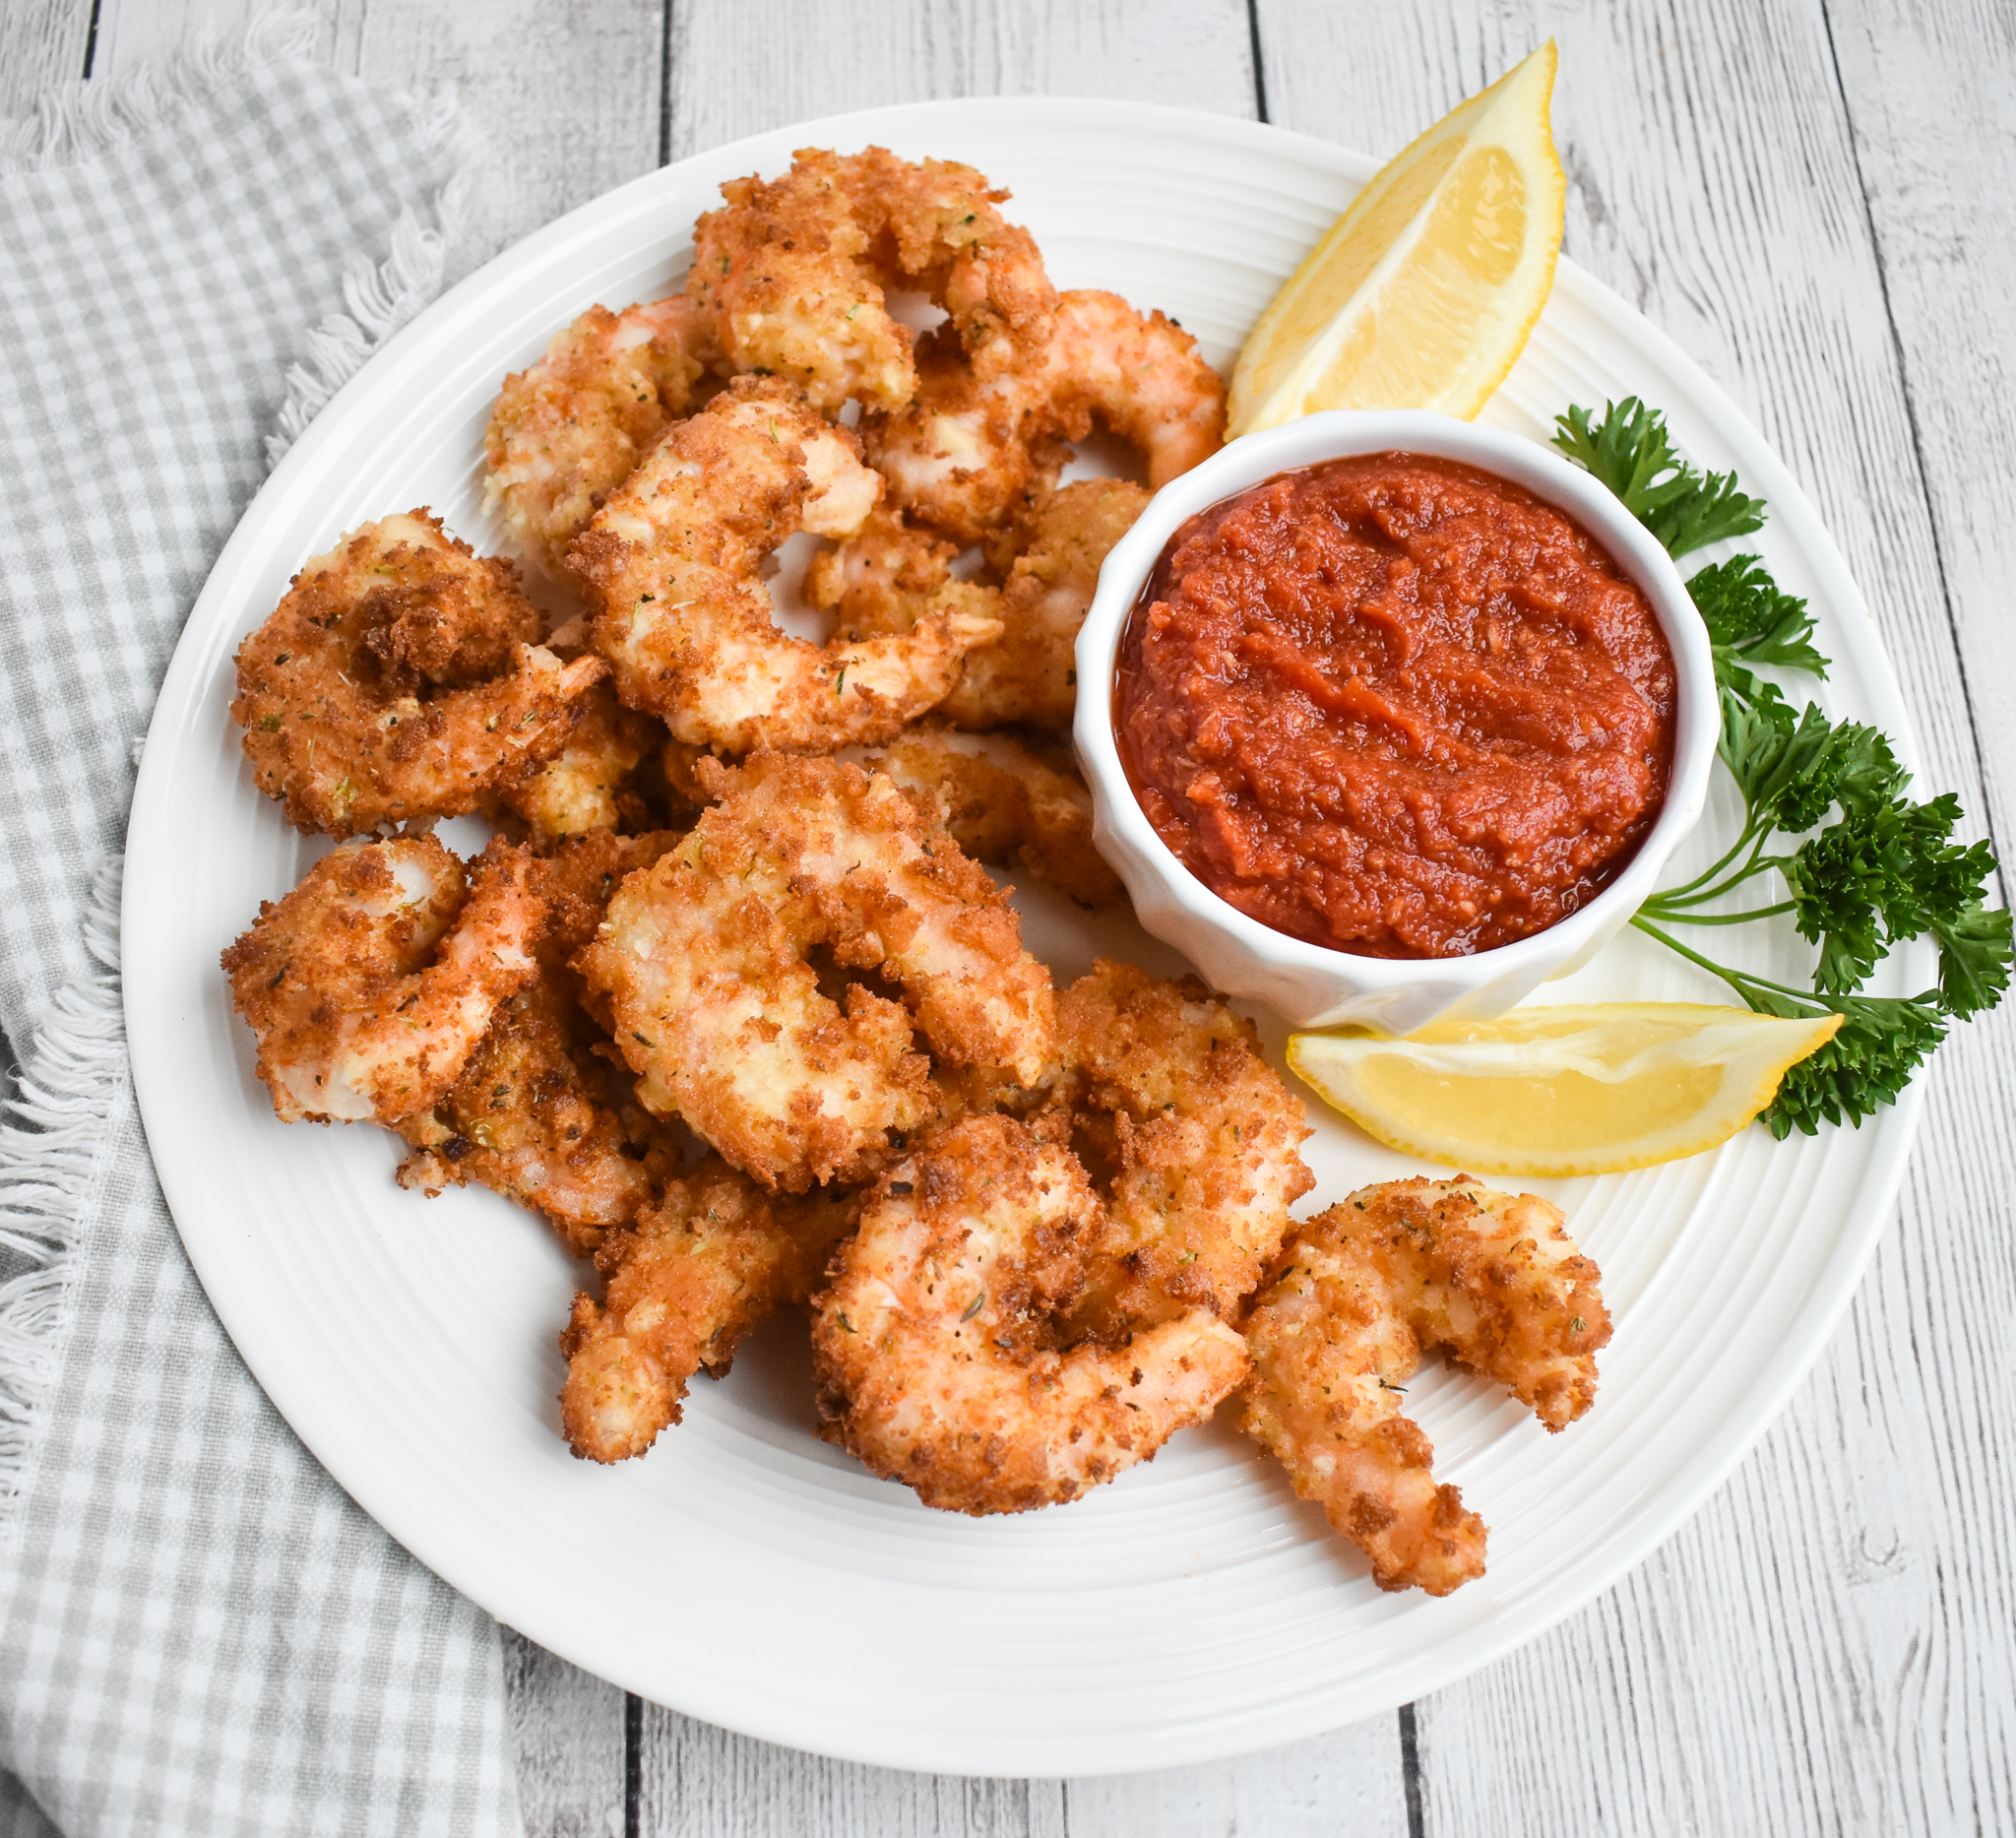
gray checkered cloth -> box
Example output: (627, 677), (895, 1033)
(0, 20), (523, 1836)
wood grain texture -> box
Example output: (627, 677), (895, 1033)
(1827, 0), (2016, 880)
(505, 1630), (627, 1838)
(0, 0), (96, 120)
(11, 0), (2010, 1830)
(634, 1707), (1415, 1838)
(662, 0), (1258, 159)
(1258, 2), (2016, 1831)
(87, 0), (662, 267)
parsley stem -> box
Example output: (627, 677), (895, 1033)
(1630, 916), (1807, 1010)
(1643, 900), (1797, 926)
(1649, 821), (1767, 903)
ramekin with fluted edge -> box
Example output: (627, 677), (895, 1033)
(1072, 410), (1720, 1033)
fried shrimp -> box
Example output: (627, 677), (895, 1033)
(803, 503), (999, 641)
(864, 290), (1224, 545)
(221, 834), (544, 1125)
(394, 832), (684, 1253)
(1239, 1177), (1611, 1596)
(1054, 961), (1313, 1337)
(578, 752), (1055, 1192)
(866, 726), (1120, 907)
(811, 1114), (1250, 1514)
(559, 1163), (860, 1463)
(233, 511), (604, 836)
(570, 377), (1000, 754)
(943, 478), (1150, 730)
(482, 295), (718, 574)
(497, 678), (665, 844)
(688, 146), (1056, 415)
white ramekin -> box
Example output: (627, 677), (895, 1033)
(1072, 411), (1719, 1033)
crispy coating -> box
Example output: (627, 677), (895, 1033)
(867, 726), (1121, 907)
(804, 502), (1000, 641)
(864, 290), (1224, 544)
(394, 976), (660, 1256)
(1239, 1177), (1611, 1596)
(688, 147), (1056, 415)
(1056, 960), (1313, 1335)
(577, 753), (1055, 1192)
(942, 478), (1149, 731)
(232, 510), (604, 835)
(482, 295), (717, 574)
(393, 832), (685, 1253)
(559, 1163), (861, 1462)
(497, 677), (666, 843)
(221, 834), (544, 1125)
(570, 377), (999, 754)
(811, 1114), (1250, 1514)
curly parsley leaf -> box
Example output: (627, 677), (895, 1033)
(1568, 390), (2012, 1133)
(1552, 398), (1767, 559)
(1932, 902), (2016, 1019)
(1687, 554), (1828, 702)
(1754, 989), (1948, 1138)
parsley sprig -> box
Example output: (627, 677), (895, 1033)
(1554, 398), (2010, 1136)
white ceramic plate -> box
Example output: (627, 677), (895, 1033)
(124, 97), (1925, 1777)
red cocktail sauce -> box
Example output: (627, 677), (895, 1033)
(1115, 453), (1676, 959)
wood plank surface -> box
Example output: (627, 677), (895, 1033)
(633, 6), (1404, 1831)
(8, 0), (2010, 1832)
(0, 0), (97, 122)
(662, 0), (1259, 162)
(1258, 2), (2016, 1832)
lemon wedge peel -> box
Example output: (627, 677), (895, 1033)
(1287, 1002), (1845, 1179)
(1228, 41), (1566, 436)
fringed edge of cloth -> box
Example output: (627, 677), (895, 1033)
(0, 12), (324, 172)
(0, 8), (482, 465)
(0, 859), (125, 1542)
(0, 13), (481, 1542)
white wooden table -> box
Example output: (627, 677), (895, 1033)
(7, 1), (2012, 1830)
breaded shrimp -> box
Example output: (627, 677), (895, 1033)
(394, 832), (685, 1252)
(569, 377), (1000, 754)
(233, 511), (604, 836)
(811, 1114), (1250, 1514)
(866, 726), (1120, 907)
(941, 478), (1149, 731)
(577, 753), (1055, 1192)
(394, 975), (662, 1256)
(482, 295), (718, 574)
(865, 290), (1224, 544)
(688, 147), (1056, 415)
(559, 1163), (860, 1463)
(497, 677), (665, 844)
(1240, 1177), (1611, 1596)
(221, 834), (544, 1125)
(803, 502), (1000, 641)
(1055, 961), (1313, 1337)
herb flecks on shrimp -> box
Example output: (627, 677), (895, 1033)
(232, 510), (604, 836)
(569, 376), (1000, 754)
(865, 289), (1223, 545)
(689, 146), (1057, 416)
(483, 295), (719, 576)
(577, 752), (1055, 1192)
(812, 1114), (1251, 1515)
(1240, 1177), (1610, 1596)
(1056, 960), (1314, 1338)
(866, 725), (1121, 907)
(560, 1166), (861, 1463)
(394, 831), (686, 1253)
(221, 834), (546, 1126)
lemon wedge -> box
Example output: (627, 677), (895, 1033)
(1287, 1003), (1843, 1177)
(1228, 42), (1566, 436)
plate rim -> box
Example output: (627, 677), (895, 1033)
(122, 94), (1925, 1774)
